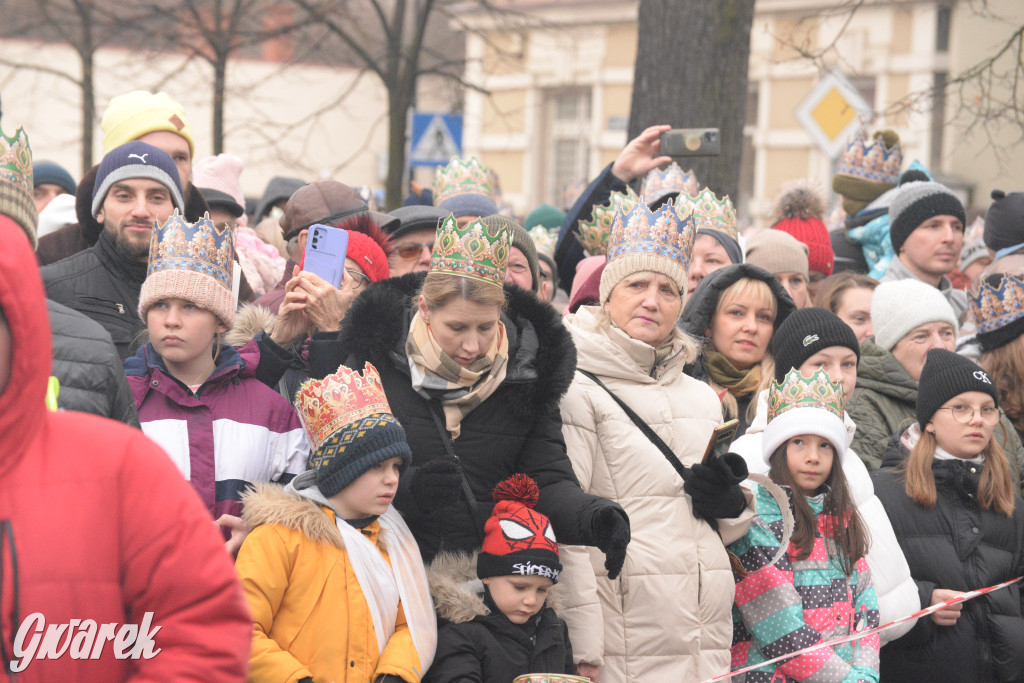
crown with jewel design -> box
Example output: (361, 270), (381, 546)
(641, 162), (700, 206)
(430, 214), (509, 287)
(767, 368), (845, 423)
(577, 188), (639, 256)
(969, 273), (1024, 336)
(146, 211), (234, 288)
(606, 201), (697, 271)
(433, 156), (496, 206)
(0, 126), (37, 246)
(836, 129), (903, 185)
(528, 225), (557, 258)
(294, 362), (393, 453)
(674, 187), (738, 243)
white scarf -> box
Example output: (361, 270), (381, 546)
(288, 471), (437, 672)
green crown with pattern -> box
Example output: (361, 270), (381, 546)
(0, 127), (33, 195)
(675, 187), (738, 243)
(577, 187), (639, 257)
(432, 156), (496, 206)
(767, 368), (845, 423)
(641, 162), (700, 206)
(430, 214), (509, 287)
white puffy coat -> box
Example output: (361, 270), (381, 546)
(558, 306), (752, 682)
(729, 388), (921, 642)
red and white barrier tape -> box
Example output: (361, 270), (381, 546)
(702, 575), (1023, 682)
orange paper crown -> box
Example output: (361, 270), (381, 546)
(294, 362), (393, 452)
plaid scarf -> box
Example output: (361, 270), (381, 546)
(406, 311), (509, 439)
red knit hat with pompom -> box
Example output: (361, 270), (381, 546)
(771, 182), (834, 276)
(476, 474), (562, 583)
(336, 213), (391, 283)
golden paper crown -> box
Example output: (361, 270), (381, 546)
(836, 129), (903, 185)
(577, 188), (639, 257)
(433, 156), (496, 206)
(147, 212), (234, 289)
(430, 214), (509, 287)
(641, 162), (700, 206)
(767, 368), (845, 423)
(674, 187), (738, 243)
(294, 362), (393, 452)
(528, 225), (557, 258)
(605, 200), (697, 273)
(970, 273), (1024, 336)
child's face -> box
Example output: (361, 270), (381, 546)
(797, 345), (858, 403)
(786, 435), (835, 495)
(147, 298), (225, 367)
(328, 457), (402, 520)
(926, 391), (997, 459)
(482, 575), (553, 625)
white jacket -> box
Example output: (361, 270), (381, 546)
(730, 388), (921, 642)
(558, 306), (752, 682)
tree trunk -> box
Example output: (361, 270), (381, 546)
(213, 55), (226, 154)
(386, 89), (411, 210)
(81, 51), (95, 174)
(628, 0), (755, 207)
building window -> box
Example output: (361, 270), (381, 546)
(545, 88), (592, 207)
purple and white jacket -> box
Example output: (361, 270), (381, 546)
(125, 340), (309, 520)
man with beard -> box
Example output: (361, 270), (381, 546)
(41, 141), (185, 359)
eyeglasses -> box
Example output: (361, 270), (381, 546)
(394, 241), (433, 260)
(937, 404), (1001, 426)
(344, 268), (370, 290)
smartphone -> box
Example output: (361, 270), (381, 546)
(302, 224), (349, 289)
(701, 419), (740, 465)
(660, 128), (721, 157)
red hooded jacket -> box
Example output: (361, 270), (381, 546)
(0, 216), (251, 681)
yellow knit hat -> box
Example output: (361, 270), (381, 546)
(101, 91), (195, 156)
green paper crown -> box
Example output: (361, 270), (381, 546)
(432, 156), (496, 206)
(430, 215), (509, 287)
(0, 127), (33, 195)
(577, 188), (639, 257)
(675, 187), (738, 243)
(767, 368), (845, 423)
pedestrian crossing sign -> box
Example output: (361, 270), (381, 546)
(410, 113), (463, 167)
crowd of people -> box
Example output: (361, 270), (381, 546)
(1, 89), (1022, 683)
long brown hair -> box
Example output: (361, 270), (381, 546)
(767, 442), (870, 574)
(980, 339), (1024, 436)
(813, 271), (878, 311)
(902, 425), (1016, 517)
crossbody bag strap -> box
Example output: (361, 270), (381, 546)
(426, 399), (484, 543)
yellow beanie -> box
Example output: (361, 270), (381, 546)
(101, 91), (194, 156)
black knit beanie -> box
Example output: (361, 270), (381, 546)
(310, 414), (412, 498)
(888, 170), (966, 254)
(982, 189), (1024, 253)
(771, 308), (860, 383)
(916, 348), (999, 427)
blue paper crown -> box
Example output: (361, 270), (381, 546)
(146, 211), (234, 290)
(606, 201), (697, 274)
(836, 130), (903, 185)
(969, 273), (1024, 335)
(641, 162), (700, 206)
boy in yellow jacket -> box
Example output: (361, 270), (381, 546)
(236, 362), (437, 683)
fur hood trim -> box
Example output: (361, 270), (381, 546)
(241, 482), (344, 549)
(337, 272), (577, 416)
(226, 303), (276, 347)
(427, 551), (564, 624)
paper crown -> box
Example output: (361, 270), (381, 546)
(674, 187), (738, 243)
(969, 273), (1024, 336)
(430, 214), (509, 287)
(0, 127), (33, 196)
(294, 362), (393, 453)
(641, 162), (700, 206)
(577, 188), (639, 257)
(836, 130), (903, 185)
(528, 225), (557, 258)
(146, 211), (234, 289)
(767, 368), (845, 423)
(606, 200), (697, 273)
(433, 156), (496, 206)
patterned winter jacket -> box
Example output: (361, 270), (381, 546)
(729, 485), (880, 683)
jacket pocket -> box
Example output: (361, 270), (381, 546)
(71, 297), (138, 346)
(988, 613), (1024, 682)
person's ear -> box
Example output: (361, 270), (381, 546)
(95, 207), (105, 224)
(925, 423), (935, 434)
(417, 295), (430, 324)
(217, 321), (229, 335)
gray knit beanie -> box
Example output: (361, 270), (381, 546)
(871, 279), (958, 351)
(888, 172), (966, 253)
(480, 214), (539, 292)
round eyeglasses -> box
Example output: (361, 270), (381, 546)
(936, 404), (1000, 426)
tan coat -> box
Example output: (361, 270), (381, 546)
(558, 306), (751, 682)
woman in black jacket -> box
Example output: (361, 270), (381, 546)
(307, 217), (630, 576)
(872, 348), (1024, 682)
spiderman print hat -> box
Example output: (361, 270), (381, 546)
(476, 474), (562, 583)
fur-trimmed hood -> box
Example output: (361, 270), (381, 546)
(427, 551), (563, 625)
(241, 479), (348, 550)
(226, 303), (277, 347)
(337, 272), (577, 417)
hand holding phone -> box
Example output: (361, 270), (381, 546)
(302, 224), (349, 289)
(701, 419), (740, 465)
(659, 128), (721, 157)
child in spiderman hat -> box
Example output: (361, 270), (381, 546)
(425, 474), (576, 682)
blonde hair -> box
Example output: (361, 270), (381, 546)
(419, 272), (506, 311)
(980, 338), (1024, 436)
(903, 426), (1015, 517)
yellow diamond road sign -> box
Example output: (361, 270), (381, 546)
(796, 72), (872, 159)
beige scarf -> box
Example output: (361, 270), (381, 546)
(406, 311), (509, 439)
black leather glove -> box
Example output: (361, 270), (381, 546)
(410, 458), (463, 513)
(375, 676), (405, 683)
(591, 506), (631, 580)
(683, 452), (748, 523)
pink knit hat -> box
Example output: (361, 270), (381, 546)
(194, 154), (247, 227)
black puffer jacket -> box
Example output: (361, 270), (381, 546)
(873, 438), (1024, 682)
(308, 272), (623, 562)
(679, 263), (796, 436)
(48, 299), (140, 427)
